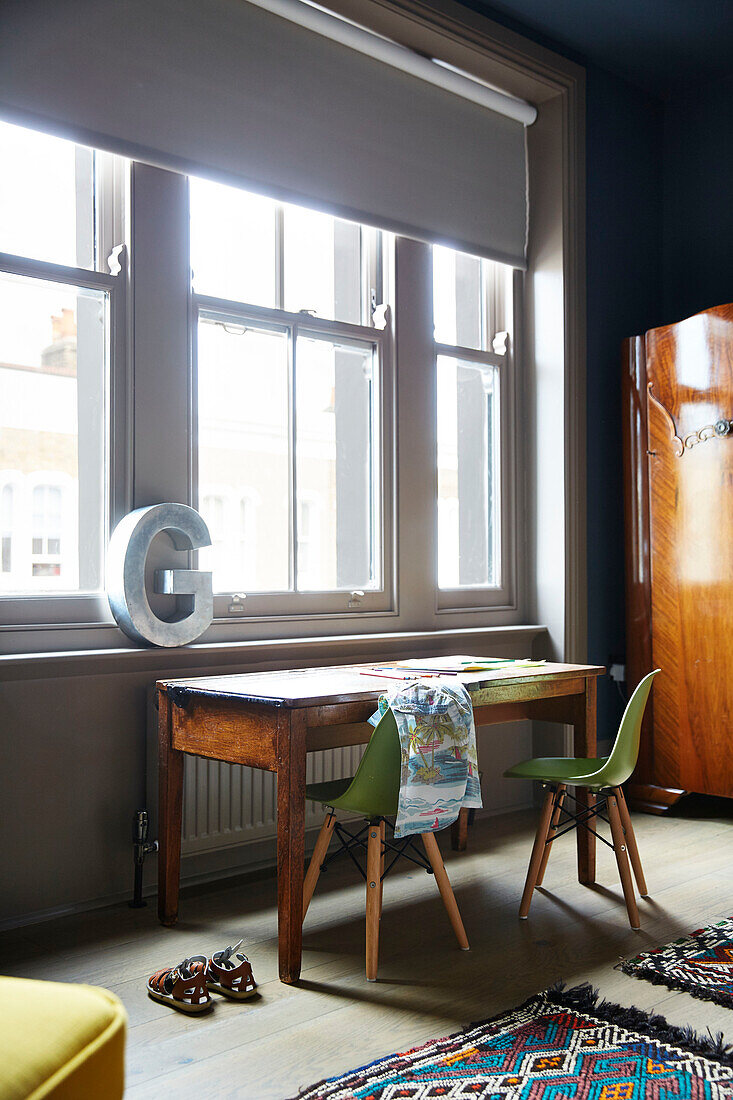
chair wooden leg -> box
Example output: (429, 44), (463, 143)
(302, 812), (336, 921)
(421, 831), (469, 950)
(536, 784), (566, 888)
(615, 786), (648, 896)
(607, 792), (641, 930)
(366, 822), (382, 981)
(378, 819), (385, 918)
(519, 786), (556, 919)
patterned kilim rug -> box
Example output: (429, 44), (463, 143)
(622, 917), (733, 1008)
(291, 984), (733, 1100)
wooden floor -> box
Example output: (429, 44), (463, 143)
(2, 801), (733, 1098)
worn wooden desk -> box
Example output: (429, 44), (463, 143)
(157, 660), (604, 983)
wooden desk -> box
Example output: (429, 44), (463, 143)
(157, 660), (604, 983)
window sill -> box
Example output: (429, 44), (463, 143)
(0, 623), (547, 681)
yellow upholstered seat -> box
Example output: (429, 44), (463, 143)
(0, 977), (126, 1099)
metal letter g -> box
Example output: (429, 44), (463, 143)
(107, 503), (213, 647)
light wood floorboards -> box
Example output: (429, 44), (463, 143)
(1, 803), (732, 1098)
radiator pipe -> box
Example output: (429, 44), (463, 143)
(130, 809), (159, 908)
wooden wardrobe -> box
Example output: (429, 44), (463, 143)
(623, 303), (733, 807)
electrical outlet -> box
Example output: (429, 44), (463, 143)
(609, 663), (626, 683)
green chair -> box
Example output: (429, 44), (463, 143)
(302, 708), (469, 981)
(504, 669), (660, 930)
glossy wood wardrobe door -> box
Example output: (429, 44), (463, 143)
(646, 303), (733, 795)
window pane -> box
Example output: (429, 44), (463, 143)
(284, 206), (362, 323)
(0, 272), (107, 593)
(197, 315), (290, 592)
(437, 355), (500, 588)
(1, 484), (13, 573)
(433, 243), (515, 353)
(0, 121), (95, 269)
(190, 177), (278, 307)
(295, 334), (378, 591)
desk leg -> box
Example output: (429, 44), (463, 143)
(574, 677), (597, 885)
(158, 689), (184, 927)
(277, 710), (307, 983)
(451, 808), (469, 851)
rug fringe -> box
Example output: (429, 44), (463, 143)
(543, 981), (733, 1067)
(620, 957), (733, 1012)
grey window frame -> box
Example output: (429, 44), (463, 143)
(192, 289), (394, 619)
(0, 151), (525, 652)
(0, 144), (129, 632)
(433, 256), (519, 614)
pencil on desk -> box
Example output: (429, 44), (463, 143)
(394, 664), (457, 673)
(359, 670), (441, 680)
(360, 671), (416, 681)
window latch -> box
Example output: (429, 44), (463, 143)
(492, 330), (509, 355)
(227, 593), (247, 615)
(219, 322), (249, 336)
(107, 244), (126, 276)
(348, 590), (365, 608)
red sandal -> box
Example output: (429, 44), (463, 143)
(205, 941), (257, 1001)
(147, 955), (211, 1014)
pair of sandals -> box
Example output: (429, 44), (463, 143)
(147, 940), (256, 1014)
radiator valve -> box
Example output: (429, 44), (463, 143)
(130, 809), (159, 908)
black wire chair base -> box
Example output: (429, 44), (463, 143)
(544, 786), (616, 850)
(319, 815), (433, 882)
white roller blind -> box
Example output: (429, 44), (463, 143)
(0, 0), (530, 267)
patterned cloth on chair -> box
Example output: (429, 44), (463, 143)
(369, 678), (482, 837)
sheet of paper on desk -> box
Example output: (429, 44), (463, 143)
(392, 656), (504, 673)
(393, 656), (546, 673)
(460, 660), (547, 671)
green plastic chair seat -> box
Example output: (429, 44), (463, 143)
(305, 778), (352, 806)
(504, 756), (609, 787)
(503, 670), (660, 791)
(305, 709), (402, 819)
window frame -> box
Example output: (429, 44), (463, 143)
(433, 257), (520, 614)
(0, 146), (129, 630)
(0, 145), (525, 647)
(191, 291), (395, 619)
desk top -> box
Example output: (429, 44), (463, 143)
(160, 659), (604, 709)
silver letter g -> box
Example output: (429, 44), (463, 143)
(107, 503), (213, 647)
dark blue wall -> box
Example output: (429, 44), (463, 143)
(584, 69), (663, 741)
(663, 74), (733, 324)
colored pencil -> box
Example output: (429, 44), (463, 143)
(359, 670), (441, 680)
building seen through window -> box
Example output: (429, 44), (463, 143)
(1, 294), (85, 592)
(0, 484), (12, 573)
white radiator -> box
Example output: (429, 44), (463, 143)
(180, 745), (365, 856)
(146, 688), (366, 858)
